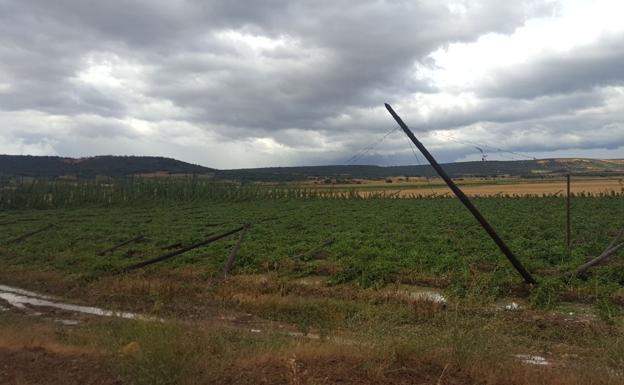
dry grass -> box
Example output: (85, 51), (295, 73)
(1, 270), (623, 385)
(358, 177), (624, 197)
(1, 298), (622, 385)
(0, 323), (92, 355)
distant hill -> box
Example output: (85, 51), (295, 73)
(0, 155), (215, 179)
(216, 158), (624, 182)
(1, 155), (623, 181)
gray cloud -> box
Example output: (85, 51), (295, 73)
(0, 0), (622, 167)
(144, 0), (544, 133)
(483, 33), (624, 99)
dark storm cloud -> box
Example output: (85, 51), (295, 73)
(0, 0), (622, 166)
(0, 1), (126, 116)
(0, 0), (543, 120)
(143, 0), (547, 134)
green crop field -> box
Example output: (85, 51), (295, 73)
(2, 178), (624, 385)
(1, 179), (623, 307)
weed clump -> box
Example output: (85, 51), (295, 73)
(529, 278), (563, 310)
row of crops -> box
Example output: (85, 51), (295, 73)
(2, 177), (623, 209)
(0, 178), (351, 208)
(1, 196), (622, 293)
(1, 178), (623, 314)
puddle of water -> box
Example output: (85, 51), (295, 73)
(386, 285), (447, 304)
(504, 302), (522, 311)
(515, 354), (550, 366)
(294, 276), (327, 286)
(0, 284), (56, 300)
(55, 319), (80, 326)
(286, 331), (361, 346)
(288, 331), (321, 340)
(0, 284), (158, 322)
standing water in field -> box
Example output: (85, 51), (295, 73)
(0, 284), (157, 321)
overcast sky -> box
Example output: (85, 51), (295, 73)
(1, 0), (623, 168)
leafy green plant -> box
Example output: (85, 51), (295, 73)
(529, 278), (563, 310)
(2, 190), (623, 295)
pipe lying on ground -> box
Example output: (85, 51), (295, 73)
(122, 226), (246, 272)
(221, 224), (251, 279)
(98, 235), (145, 256)
(293, 239), (334, 261)
(576, 228), (624, 276)
(7, 224), (54, 244)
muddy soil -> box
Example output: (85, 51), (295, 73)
(219, 356), (473, 385)
(0, 347), (123, 385)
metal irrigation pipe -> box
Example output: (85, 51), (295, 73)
(384, 103), (537, 284)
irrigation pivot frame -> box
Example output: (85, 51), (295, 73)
(384, 103), (537, 284)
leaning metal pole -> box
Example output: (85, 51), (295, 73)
(384, 103), (537, 284)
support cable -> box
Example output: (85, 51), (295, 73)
(343, 126), (400, 165)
